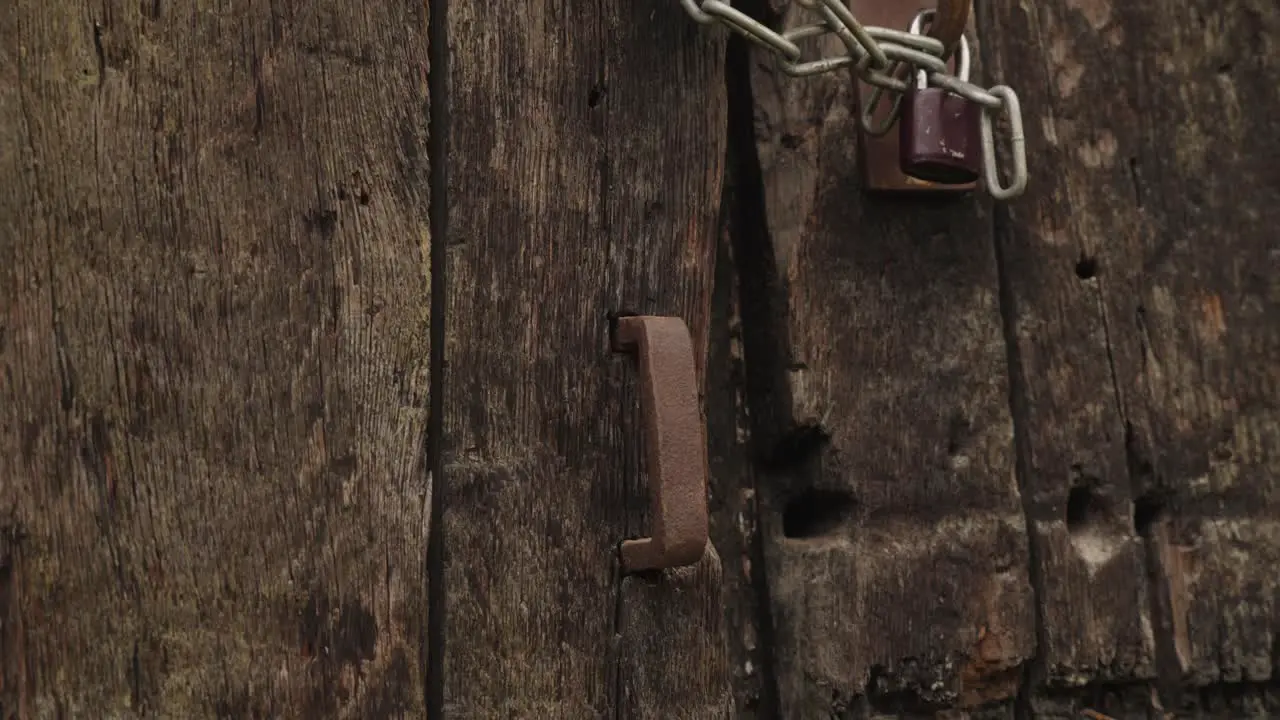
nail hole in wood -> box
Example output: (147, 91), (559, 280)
(782, 488), (857, 539)
(763, 424), (830, 471)
(607, 309), (640, 351)
(1075, 255), (1098, 280)
(1066, 485), (1107, 534)
(1132, 493), (1166, 536)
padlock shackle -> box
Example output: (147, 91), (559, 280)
(909, 9), (971, 90)
(927, 0), (972, 60)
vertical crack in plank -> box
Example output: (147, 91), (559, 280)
(715, 30), (786, 713)
(990, 198), (1051, 720)
(425, 0), (450, 706)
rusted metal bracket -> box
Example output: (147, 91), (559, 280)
(611, 315), (709, 572)
(855, 0), (977, 193)
(927, 0), (972, 58)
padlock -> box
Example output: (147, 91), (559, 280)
(898, 31), (982, 185)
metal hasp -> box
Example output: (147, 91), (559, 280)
(612, 315), (710, 572)
(855, 0), (976, 192)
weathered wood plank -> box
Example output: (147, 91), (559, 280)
(618, 552), (732, 720)
(742, 6), (1037, 715)
(985, 0), (1280, 708)
(975, 0), (1157, 691)
(443, 0), (729, 715)
(1031, 684), (1280, 720)
(0, 1), (432, 717)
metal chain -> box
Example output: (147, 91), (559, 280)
(679, 0), (1028, 200)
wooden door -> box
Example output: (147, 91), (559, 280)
(4, 0), (1279, 717)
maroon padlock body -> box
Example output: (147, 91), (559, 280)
(899, 84), (983, 185)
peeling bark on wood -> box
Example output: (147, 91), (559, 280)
(985, 0), (1280, 709)
(741, 7), (1036, 716)
(443, 0), (730, 716)
(0, 1), (432, 717)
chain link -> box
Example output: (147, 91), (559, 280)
(980, 85), (1027, 199)
(678, 0), (1028, 200)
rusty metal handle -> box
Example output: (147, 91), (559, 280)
(612, 315), (709, 572)
(928, 0), (973, 58)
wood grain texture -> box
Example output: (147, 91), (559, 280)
(443, 0), (729, 715)
(975, 0), (1157, 689)
(1030, 684), (1280, 720)
(984, 0), (1280, 708)
(742, 6), (1036, 716)
(0, 1), (432, 716)
(618, 551), (733, 720)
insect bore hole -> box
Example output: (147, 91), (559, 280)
(1132, 492), (1167, 536)
(1075, 255), (1098, 280)
(1066, 485), (1108, 534)
(782, 488), (857, 539)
